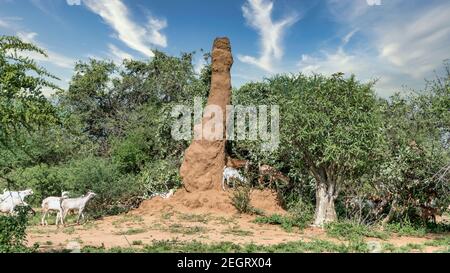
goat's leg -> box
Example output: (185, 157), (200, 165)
(55, 211), (59, 226)
(62, 209), (67, 225)
(76, 209), (82, 224)
(41, 210), (47, 226)
(56, 210), (62, 227)
(46, 212), (50, 226)
(81, 211), (85, 223)
(59, 209), (64, 226)
(62, 209), (69, 225)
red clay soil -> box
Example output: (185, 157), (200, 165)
(135, 188), (286, 216)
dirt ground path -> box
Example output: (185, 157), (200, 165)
(26, 210), (447, 253)
(26, 191), (449, 253)
(28, 210), (319, 249)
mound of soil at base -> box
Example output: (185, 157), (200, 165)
(135, 189), (286, 216)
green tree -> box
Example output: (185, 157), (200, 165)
(0, 35), (59, 183)
(0, 35), (59, 252)
(118, 51), (205, 105)
(280, 74), (383, 226)
(376, 63), (450, 224)
(0, 35), (59, 147)
(59, 59), (117, 153)
(233, 73), (383, 226)
(60, 51), (208, 156)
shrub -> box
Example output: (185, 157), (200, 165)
(230, 182), (253, 214)
(255, 214), (303, 232)
(325, 221), (388, 240)
(61, 156), (143, 217)
(139, 159), (181, 196)
(287, 199), (314, 228)
(254, 200), (314, 231)
(384, 219), (427, 237)
(111, 130), (151, 174)
(0, 207), (36, 253)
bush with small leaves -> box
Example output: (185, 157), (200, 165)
(0, 207), (37, 253)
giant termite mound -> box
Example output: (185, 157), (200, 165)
(179, 37), (233, 192)
(136, 37), (285, 216)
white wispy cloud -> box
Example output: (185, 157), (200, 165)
(342, 28), (358, 45)
(107, 44), (133, 64)
(298, 48), (422, 97)
(374, 2), (450, 78)
(67, 0), (167, 58)
(300, 0), (450, 97)
(16, 31), (75, 69)
(0, 17), (23, 29)
(326, 0), (374, 23)
(238, 0), (299, 72)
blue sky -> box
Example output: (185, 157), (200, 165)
(1, 0), (449, 97)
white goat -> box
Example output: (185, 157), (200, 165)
(161, 189), (175, 199)
(41, 191), (70, 226)
(61, 191), (96, 225)
(1, 189), (33, 202)
(0, 189), (34, 215)
(150, 189), (175, 199)
(222, 166), (247, 190)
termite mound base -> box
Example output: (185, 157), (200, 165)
(135, 188), (285, 216)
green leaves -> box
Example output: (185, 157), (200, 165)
(276, 73), (382, 180)
(0, 207), (35, 253)
(58, 51), (208, 149)
(377, 82), (450, 216)
(0, 35), (60, 146)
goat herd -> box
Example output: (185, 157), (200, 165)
(0, 189), (96, 227)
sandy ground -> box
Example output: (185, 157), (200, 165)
(26, 190), (449, 253)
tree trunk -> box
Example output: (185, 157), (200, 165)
(313, 179), (338, 226)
